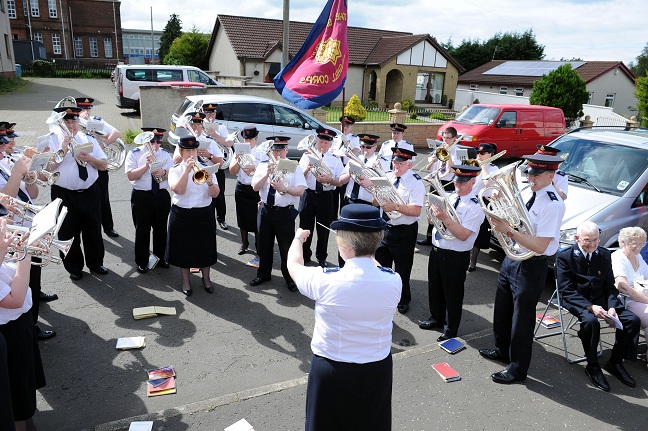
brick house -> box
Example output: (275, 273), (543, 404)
(206, 14), (463, 108)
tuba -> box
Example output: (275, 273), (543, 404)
(78, 117), (127, 172)
(478, 161), (535, 261)
(423, 173), (462, 240)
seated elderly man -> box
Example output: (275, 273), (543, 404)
(556, 221), (640, 392)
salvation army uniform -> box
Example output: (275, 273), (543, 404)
(488, 154), (566, 382)
(252, 142), (307, 289)
(342, 133), (381, 207)
(202, 104), (230, 228)
(472, 143), (500, 251)
(75, 97), (119, 237)
(331, 116), (361, 216)
(374, 148), (426, 312)
(426, 166), (485, 339)
(535, 144), (568, 196)
(125, 127), (174, 272)
(48, 106), (108, 279)
(298, 129), (344, 265)
(377, 123), (414, 159)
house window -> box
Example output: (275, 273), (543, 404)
(587, 92), (593, 104)
(29, 0), (39, 17)
(104, 37), (112, 58)
(605, 94), (615, 108)
(74, 36), (83, 57)
(89, 37), (98, 57)
(22, 0), (26, 16)
(34, 32), (42, 43)
(4, 35), (11, 58)
(499, 87), (508, 95)
(416, 72), (445, 103)
(48, 0), (56, 17)
(469, 84), (479, 91)
(264, 62), (281, 83)
(515, 88), (524, 96)
(7, 0), (16, 18)
(52, 33), (61, 54)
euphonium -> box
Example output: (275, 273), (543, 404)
(424, 173), (462, 240)
(134, 132), (163, 184)
(478, 161), (535, 261)
(368, 176), (407, 220)
(302, 136), (333, 181)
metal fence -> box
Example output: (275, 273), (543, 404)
(325, 107), (456, 123)
(21, 59), (116, 75)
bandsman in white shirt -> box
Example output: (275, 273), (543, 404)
(418, 165), (485, 341)
(377, 123), (414, 160)
(298, 128), (344, 267)
(47, 106), (108, 281)
(517, 144), (568, 201)
(250, 141), (307, 291)
(76, 97), (121, 238)
(339, 133), (381, 207)
(330, 115), (360, 217)
(124, 127), (174, 274)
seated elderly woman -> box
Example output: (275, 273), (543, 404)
(287, 204), (402, 431)
(611, 226), (648, 334)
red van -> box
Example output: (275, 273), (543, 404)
(437, 104), (566, 157)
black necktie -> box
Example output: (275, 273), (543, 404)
(394, 177), (401, 189)
(315, 179), (323, 193)
(350, 158), (367, 201)
(151, 174), (159, 193)
(454, 196), (461, 209)
(525, 191), (536, 210)
(267, 185), (276, 207)
(78, 163), (88, 181)
(586, 253), (591, 267)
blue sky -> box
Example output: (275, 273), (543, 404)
(120, 0), (645, 68)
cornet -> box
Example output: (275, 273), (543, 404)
(134, 132), (164, 184)
(0, 194), (45, 225)
(7, 152), (60, 187)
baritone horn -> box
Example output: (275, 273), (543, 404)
(134, 132), (164, 184)
(424, 173), (462, 240)
(78, 117), (127, 172)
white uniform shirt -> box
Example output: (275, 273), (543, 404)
(234, 145), (265, 186)
(0, 261), (33, 325)
(253, 161), (307, 207)
(88, 116), (117, 137)
(378, 139), (414, 159)
(48, 132), (106, 190)
(197, 136), (224, 167)
(331, 132), (360, 164)
(168, 161), (215, 208)
(431, 192), (485, 252)
(124, 147), (174, 191)
(294, 257), (401, 363)
(0, 158), (35, 226)
(517, 163), (569, 198)
(519, 183), (565, 256)
(384, 169), (426, 226)
(343, 153), (377, 203)
(299, 149), (344, 192)
(611, 250), (648, 305)
(472, 162), (499, 198)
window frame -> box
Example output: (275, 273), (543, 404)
(89, 37), (98, 58)
(52, 33), (61, 55)
(29, 0), (39, 17)
(499, 86), (508, 95)
(48, 0), (57, 18)
(74, 36), (83, 57)
(7, 0), (16, 18)
(104, 37), (112, 58)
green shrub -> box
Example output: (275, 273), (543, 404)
(473, 98), (480, 104)
(0, 76), (29, 93)
(122, 129), (138, 145)
(430, 113), (445, 120)
(448, 99), (454, 110)
(409, 112), (418, 119)
(31, 60), (55, 77)
(363, 100), (379, 110)
(400, 99), (415, 112)
(344, 94), (367, 122)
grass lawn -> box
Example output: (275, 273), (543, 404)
(0, 76), (29, 93)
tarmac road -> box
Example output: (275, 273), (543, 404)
(0, 78), (646, 431)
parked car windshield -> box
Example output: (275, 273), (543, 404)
(454, 106), (501, 125)
(553, 135), (648, 196)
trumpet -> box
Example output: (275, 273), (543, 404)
(0, 194), (45, 225)
(192, 163), (212, 186)
(134, 132), (164, 184)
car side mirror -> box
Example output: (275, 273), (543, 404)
(496, 119), (506, 128)
(303, 123), (312, 130)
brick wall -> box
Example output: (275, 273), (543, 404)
(325, 122), (440, 150)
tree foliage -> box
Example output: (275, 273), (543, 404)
(529, 64), (589, 120)
(344, 94), (367, 122)
(164, 28), (209, 69)
(629, 43), (648, 78)
(158, 14), (182, 63)
(445, 29), (544, 73)
(635, 72), (648, 123)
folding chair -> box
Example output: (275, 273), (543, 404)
(534, 277), (603, 364)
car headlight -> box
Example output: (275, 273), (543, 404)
(560, 228), (577, 244)
(460, 135), (475, 142)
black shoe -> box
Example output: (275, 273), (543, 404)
(182, 289), (193, 297)
(204, 286), (214, 294)
(158, 261), (170, 269)
(491, 369), (524, 384)
(238, 247), (248, 256)
(37, 329), (56, 341)
(136, 265), (148, 274)
(467, 266), (477, 272)
(218, 221), (229, 230)
(39, 291), (59, 302)
(69, 272), (83, 281)
(318, 260), (328, 268)
(89, 266), (109, 275)
(105, 229), (119, 238)
(437, 334), (453, 342)
(418, 318), (443, 330)
(604, 361), (636, 388)
(250, 277), (271, 286)
(479, 348), (508, 362)
(585, 365), (610, 391)
(397, 303), (409, 314)
(416, 238), (432, 246)
(287, 282), (298, 292)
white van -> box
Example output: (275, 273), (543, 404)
(113, 64), (222, 110)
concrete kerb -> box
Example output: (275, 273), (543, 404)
(92, 329), (494, 431)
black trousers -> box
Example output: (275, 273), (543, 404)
(574, 307), (640, 366)
(332, 185), (346, 220)
(51, 183), (104, 274)
(0, 332), (15, 429)
(214, 169), (226, 222)
(305, 354), (392, 431)
(428, 246), (470, 337)
(375, 222), (418, 305)
(493, 256), (548, 378)
(29, 260), (42, 325)
(131, 189), (171, 267)
(299, 189), (334, 262)
(97, 170), (114, 232)
(257, 204), (295, 284)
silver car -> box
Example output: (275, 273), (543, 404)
(551, 127), (648, 249)
(168, 95), (337, 159)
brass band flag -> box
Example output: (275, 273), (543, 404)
(273, 0), (349, 109)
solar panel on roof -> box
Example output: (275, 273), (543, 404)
(483, 61), (586, 77)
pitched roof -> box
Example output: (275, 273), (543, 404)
(207, 14), (462, 71)
(458, 60), (636, 86)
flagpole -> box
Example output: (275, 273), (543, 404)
(282, 0), (290, 68)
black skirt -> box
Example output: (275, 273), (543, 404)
(0, 311), (45, 422)
(234, 181), (260, 233)
(166, 205), (217, 268)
